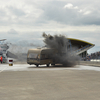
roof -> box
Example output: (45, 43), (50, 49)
(67, 38), (95, 46)
(28, 48), (54, 54)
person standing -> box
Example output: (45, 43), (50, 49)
(0, 56), (3, 63)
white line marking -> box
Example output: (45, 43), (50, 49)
(0, 65), (9, 73)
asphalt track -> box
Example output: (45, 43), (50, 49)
(0, 64), (100, 100)
(0, 64), (100, 72)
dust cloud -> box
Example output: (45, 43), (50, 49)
(7, 33), (79, 65)
(8, 41), (40, 62)
(42, 32), (79, 66)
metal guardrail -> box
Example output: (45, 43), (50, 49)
(76, 44), (91, 53)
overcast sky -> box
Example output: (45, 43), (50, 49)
(0, 0), (100, 53)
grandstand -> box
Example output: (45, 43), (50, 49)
(85, 51), (100, 61)
(67, 38), (95, 58)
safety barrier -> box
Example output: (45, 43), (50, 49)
(90, 59), (100, 62)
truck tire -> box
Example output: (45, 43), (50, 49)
(46, 64), (49, 67)
(51, 64), (55, 66)
(36, 64), (39, 67)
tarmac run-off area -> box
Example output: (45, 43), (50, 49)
(0, 64), (100, 100)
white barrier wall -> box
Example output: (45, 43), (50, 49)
(90, 59), (100, 62)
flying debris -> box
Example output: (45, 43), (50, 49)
(42, 33), (79, 66)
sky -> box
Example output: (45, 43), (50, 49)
(0, 0), (100, 53)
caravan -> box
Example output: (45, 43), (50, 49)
(27, 48), (56, 67)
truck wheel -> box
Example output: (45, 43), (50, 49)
(46, 64), (49, 67)
(51, 64), (55, 66)
(36, 65), (39, 67)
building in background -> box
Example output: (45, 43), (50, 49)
(68, 38), (95, 59)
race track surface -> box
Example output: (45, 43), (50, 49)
(0, 64), (100, 100)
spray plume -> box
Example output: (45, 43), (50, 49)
(42, 32), (79, 66)
(8, 41), (40, 62)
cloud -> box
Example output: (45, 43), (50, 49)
(64, 3), (73, 9)
(83, 11), (91, 15)
(64, 3), (78, 9)
(0, 0), (100, 53)
(8, 6), (26, 16)
(0, 1), (44, 26)
(41, 1), (100, 25)
(8, 29), (18, 34)
(0, 0), (100, 26)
